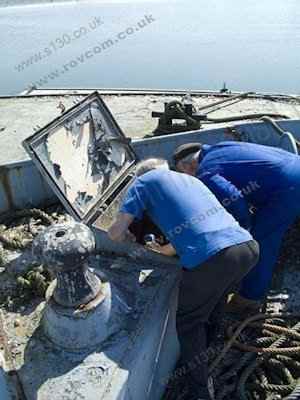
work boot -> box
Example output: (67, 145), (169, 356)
(225, 293), (262, 315)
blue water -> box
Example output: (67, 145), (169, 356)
(1, 0), (300, 96)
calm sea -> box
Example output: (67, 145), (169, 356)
(1, 0), (300, 96)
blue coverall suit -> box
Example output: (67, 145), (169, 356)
(197, 141), (300, 301)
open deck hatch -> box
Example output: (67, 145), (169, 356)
(23, 92), (137, 226)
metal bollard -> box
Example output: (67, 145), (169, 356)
(33, 222), (101, 307)
(33, 222), (113, 351)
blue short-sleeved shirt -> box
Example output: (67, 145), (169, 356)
(198, 142), (299, 206)
(120, 169), (252, 269)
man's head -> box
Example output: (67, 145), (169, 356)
(135, 158), (169, 177)
(173, 142), (202, 176)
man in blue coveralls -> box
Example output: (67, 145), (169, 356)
(173, 141), (300, 312)
(108, 158), (259, 400)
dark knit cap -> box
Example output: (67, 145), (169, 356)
(173, 142), (202, 165)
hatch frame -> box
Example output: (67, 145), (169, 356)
(23, 91), (138, 225)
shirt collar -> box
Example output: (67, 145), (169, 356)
(196, 144), (211, 176)
(198, 144), (210, 164)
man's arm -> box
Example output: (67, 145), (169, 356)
(200, 172), (252, 230)
(108, 212), (135, 242)
(109, 176), (148, 243)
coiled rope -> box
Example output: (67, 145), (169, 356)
(211, 314), (300, 400)
(0, 208), (54, 250)
(0, 206), (63, 305)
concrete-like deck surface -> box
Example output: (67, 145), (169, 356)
(1, 88), (300, 166)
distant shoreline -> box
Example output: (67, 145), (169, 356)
(1, 0), (82, 7)
(1, 0), (155, 8)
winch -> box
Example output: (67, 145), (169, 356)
(151, 98), (204, 135)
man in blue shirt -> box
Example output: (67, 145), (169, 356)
(108, 158), (258, 400)
(173, 141), (300, 311)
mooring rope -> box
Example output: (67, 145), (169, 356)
(212, 315), (300, 400)
(0, 208), (54, 226)
(227, 320), (300, 354)
(0, 207), (60, 298)
(0, 208), (55, 250)
(285, 380), (300, 399)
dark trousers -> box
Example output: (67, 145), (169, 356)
(176, 240), (259, 390)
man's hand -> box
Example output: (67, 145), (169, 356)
(145, 241), (163, 253)
(145, 242), (176, 257)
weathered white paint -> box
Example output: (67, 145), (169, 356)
(42, 281), (114, 351)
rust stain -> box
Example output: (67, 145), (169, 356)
(0, 166), (14, 210)
(75, 288), (106, 314)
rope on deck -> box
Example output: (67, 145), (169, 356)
(0, 206), (63, 302)
(211, 314), (300, 400)
(0, 208), (55, 250)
